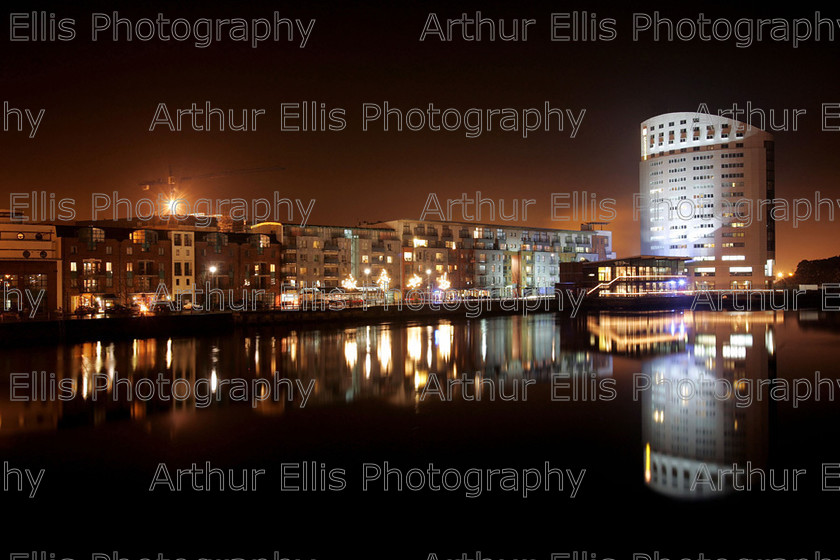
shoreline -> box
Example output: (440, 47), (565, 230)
(0, 291), (828, 346)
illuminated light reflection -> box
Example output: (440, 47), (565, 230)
(407, 327), (422, 362)
(435, 324), (453, 362)
(378, 330), (392, 373)
(344, 339), (358, 369)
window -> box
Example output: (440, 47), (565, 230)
(174, 233), (182, 246)
(83, 259), (101, 274)
(729, 266), (753, 275)
(23, 275), (45, 291)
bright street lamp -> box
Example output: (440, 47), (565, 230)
(208, 265), (218, 291)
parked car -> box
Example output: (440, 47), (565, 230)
(105, 304), (135, 316)
(152, 302), (173, 315)
(74, 306), (96, 317)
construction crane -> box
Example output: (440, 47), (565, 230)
(139, 164), (286, 201)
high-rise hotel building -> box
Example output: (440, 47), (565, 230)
(639, 112), (775, 289)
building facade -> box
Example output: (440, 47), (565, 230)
(57, 219), (285, 312)
(372, 219), (615, 296)
(252, 222), (402, 298)
(1, 210), (62, 315)
(37, 217), (616, 312)
(639, 112), (775, 289)
(558, 255), (690, 296)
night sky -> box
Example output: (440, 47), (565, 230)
(3, 0), (840, 273)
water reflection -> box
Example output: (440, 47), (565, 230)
(0, 310), (833, 503)
(584, 311), (777, 499)
(0, 315), (608, 429)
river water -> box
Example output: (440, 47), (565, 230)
(1, 310), (838, 557)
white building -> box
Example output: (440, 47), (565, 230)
(639, 112), (775, 289)
(171, 230), (195, 299)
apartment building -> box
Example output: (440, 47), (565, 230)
(371, 219), (615, 296)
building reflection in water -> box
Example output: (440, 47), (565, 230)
(273, 314), (611, 407)
(0, 314), (612, 432)
(1, 307), (781, 504)
(586, 311), (777, 500)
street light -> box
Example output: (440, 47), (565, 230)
(364, 268), (371, 304)
(376, 269), (390, 305)
(426, 268), (432, 297)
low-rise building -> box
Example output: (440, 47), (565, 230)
(0, 210), (62, 315)
(558, 255), (690, 296)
